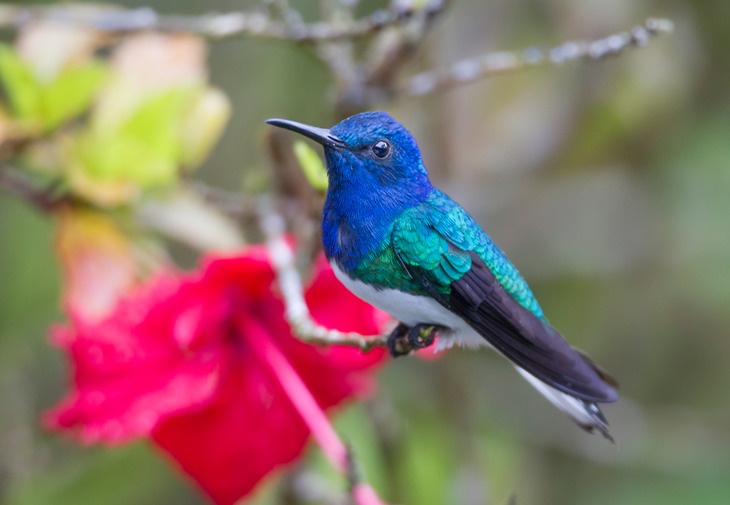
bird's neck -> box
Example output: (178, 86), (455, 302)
(323, 174), (432, 272)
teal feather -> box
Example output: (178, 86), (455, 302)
(355, 190), (544, 320)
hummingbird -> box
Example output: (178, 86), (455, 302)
(267, 111), (619, 439)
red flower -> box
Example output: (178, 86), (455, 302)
(48, 246), (388, 505)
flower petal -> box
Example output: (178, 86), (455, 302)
(49, 247), (388, 504)
(47, 274), (224, 442)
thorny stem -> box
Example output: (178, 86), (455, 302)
(260, 207), (390, 351)
(401, 17), (674, 97)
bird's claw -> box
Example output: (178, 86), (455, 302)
(387, 323), (411, 357)
(407, 324), (438, 349)
(387, 323), (440, 358)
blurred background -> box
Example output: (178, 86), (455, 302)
(1, 0), (729, 504)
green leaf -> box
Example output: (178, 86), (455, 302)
(179, 88), (231, 169)
(0, 44), (42, 123)
(294, 140), (328, 191)
(66, 88), (196, 204)
(40, 62), (107, 131)
(0, 45), (107, 133)
(117, 88), (191, 184)
(86, 89), (192, 183)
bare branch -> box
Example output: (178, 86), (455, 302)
(260, 205), (389, 352)
(188, 180), (261, 221)
(365, 0), (450, 90)
(0, 3), (429, 43)
(401, 17), (674, 97)
(0, 166), (66, 212)
(279, 466), (345, 505)
(324, 0), (450, 116)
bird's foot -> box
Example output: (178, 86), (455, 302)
(407, 324), (439, 350)
(387, 323), (411, 357)
(387, 323), (442, 358)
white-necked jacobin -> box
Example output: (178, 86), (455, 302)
(267, 111), (619, 439)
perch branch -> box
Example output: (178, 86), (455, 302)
(260, 205), (389, 352)
(401, 17), (674, 97)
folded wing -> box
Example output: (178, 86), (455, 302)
(392, 196), (618, 403)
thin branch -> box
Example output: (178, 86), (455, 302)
(0, 166), (66, 212)
(400, 17), (674, 97)
(365, 0), (450, 90)
(260, 205), (389, 352)
(327, 0), (450, 115)
(188, 180), (261, 221)
(265, 0), (305, 31)
(279, 465), (344, 505)
(363, 396), (405, 502)
(0, 3), (426, 43)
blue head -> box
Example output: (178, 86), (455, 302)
(267, 111), (431, 194)
(267, 111), (434, 266)
(327, 111), (429, 188)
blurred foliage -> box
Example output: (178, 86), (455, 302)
(294, 140), (329, 192)
(1, 27), (231, 206)
(0, 44), (106, 133)
(1, 0), (729, 505)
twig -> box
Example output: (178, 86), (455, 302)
(0, 166), (66, 212)
(363, 396), (405, 502)
(279, 465), (344, 505)
(401, 17), (674, 97)
(365, 0), (450, 91)
(0, 3), (425, 43)
(265, 129), (320, 209)
(260, 205), (389, 352)
(188, 180), (260, 221)
(327, 0), (450, 116)
(265, 0), (305, 31)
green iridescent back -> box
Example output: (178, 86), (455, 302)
(351, 190), (545, 320)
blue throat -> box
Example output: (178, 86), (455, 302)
(322, 151), (432, 272)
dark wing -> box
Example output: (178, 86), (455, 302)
(392, 204), (618, 403)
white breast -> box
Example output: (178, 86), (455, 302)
(331, 263), (488, 350)
(332, 265), (612, 434)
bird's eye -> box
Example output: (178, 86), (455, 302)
(371, 140), (390, 158)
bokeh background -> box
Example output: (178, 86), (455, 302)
(1, 0), (729, 504)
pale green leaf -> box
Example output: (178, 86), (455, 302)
(119, 89), (191, 176)
(40, 61), (107, 131)
(0, 44), (106, 133)
(179, 88), (231, 169)
(82, 88), (190, 184)
(0, 44), (42, 123)
(294, 140), (328, 191)
(65, 88), (195, 204)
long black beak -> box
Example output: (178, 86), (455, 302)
(266, 118), (346, 149)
